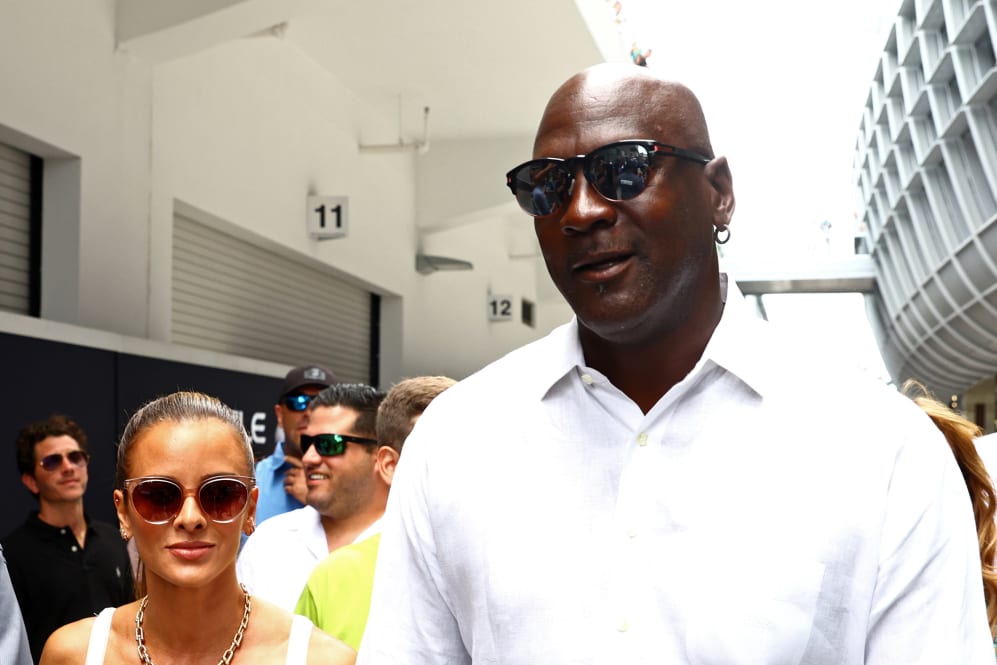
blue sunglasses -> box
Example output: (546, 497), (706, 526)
(281, 394), (316, 412)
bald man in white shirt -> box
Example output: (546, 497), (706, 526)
(358, 63), (993, 665)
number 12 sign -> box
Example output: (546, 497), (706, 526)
(488, 295), (514, 321)
(307, 196), (349, 239)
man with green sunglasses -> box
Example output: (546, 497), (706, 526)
(295, 375), (456, 650)
(237, 382), (386, 611)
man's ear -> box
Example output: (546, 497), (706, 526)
(705, 155), (735, 230)
(21, 472), (38, 496)
(374, 446), (399, 487)
(273, 403), (284, 431)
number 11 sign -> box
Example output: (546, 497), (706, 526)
(307, 196), (349, 239)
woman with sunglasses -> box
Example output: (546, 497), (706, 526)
(39, 391), (356, 665)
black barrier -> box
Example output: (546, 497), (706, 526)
(0, 332), (282, 537)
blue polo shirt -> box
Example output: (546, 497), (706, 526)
(254, 441), (305, 525)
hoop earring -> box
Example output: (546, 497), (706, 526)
(714, 224), (730, 245)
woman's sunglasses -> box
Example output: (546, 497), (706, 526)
(122, 475), (255, 524)
(301, 433), (378, 457)
(38, 450), (90, 472)
(505, 139), (711, 217)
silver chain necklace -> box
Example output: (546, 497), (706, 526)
(134, 584), (252, 665)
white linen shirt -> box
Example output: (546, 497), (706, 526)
(237, 506), (327, 611)
(358, 284), (993, 665)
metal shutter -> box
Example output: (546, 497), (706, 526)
(172, 212), (373, 383)
(0, 143), (33, 314)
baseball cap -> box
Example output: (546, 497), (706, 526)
(279, 364), (337, 398)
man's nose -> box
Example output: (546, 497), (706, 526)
(558, 171), (616, 235)
(301, 443), (321, 467)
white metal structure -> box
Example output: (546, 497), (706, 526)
(854, 0), (997, 405)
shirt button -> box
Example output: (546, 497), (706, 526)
(627, 528), (638, 539)
(618, 619), (629, 632)
(637, 433), (648, 447)
(70, 545), (78, 553)
(60, 529), (67, 535)
(581, 373), (594, 386)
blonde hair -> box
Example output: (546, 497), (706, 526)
(376, 376), (456, 452)
(903, 380), (997, 637)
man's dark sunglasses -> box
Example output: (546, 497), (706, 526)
(282, 393), (316, 412)
(38, 450), (90, 472)
(301, 433), (378, 457)
(505, 139), (711, 217)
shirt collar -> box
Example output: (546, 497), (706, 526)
(269, 440), (292, 469)
(533, 319), (585, 401)
(534, 274), (773, 402)
(355, 516), (383, 543)
(28, 510), (96, 534)
(692, 277), (773, 399)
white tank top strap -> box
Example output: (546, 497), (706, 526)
(84, 608), (115, 665)
(286, 614), (313, 665)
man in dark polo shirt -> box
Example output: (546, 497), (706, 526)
(2, 415), (133, 663)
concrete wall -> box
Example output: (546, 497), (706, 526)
(409, 136), (573, 377)
(146, 36), (415, 326)
(0, 0), (572, 385)
(0, 0), (152, 334)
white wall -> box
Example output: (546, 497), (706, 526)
(0, 0), (570, 385)
(146, 36), (415, 320)
(415, 136), (532, 230)
(407, 137), (574, 379)
(405, 214), (570, 379)
(0, 0), (153, 335)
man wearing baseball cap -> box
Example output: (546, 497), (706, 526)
(255, 364), (337, 525)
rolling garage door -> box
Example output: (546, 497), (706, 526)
(172, 212), (375, 384)
(0, 143), (35, 315)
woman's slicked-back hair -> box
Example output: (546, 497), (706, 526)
(903, 380), (997, 638)
(115, 391), (253, 489)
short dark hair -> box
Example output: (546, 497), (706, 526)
(377, 376), (455, 452)
(310, 383), (386, 439)
(15, 415), (89, 476)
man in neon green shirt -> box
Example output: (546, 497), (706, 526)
(295, 376), (455, 649)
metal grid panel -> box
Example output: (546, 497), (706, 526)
(172, 213), (373, 384)
(0, 143), (31, 314)
(856, 1), (997, 396)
